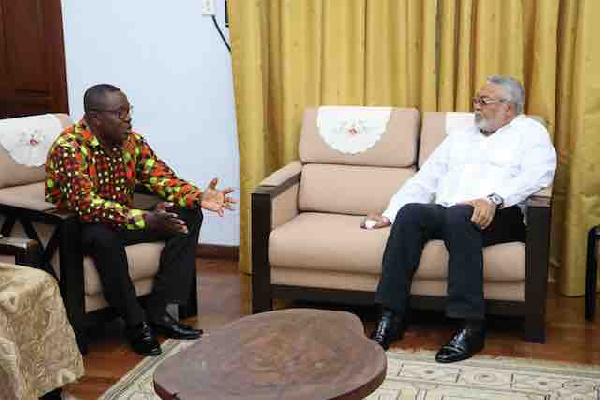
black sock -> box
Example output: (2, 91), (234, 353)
(465, 319), (485, 331)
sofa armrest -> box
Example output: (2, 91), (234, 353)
(523, 186), (553, 342)
(526, 187), (552, 208)
(0, 235), (43, 268)
(259, 161), (302, 187)
(252, 161), (302, 313)
(255, 161), (302, 229)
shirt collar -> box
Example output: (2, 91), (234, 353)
(77, 119), (101, 148)
(480, 114), (525, 136)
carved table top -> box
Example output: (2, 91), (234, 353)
(154, 308), (387, 400)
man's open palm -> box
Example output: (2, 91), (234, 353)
(200, 177), (237, 216)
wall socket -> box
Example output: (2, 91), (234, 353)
(201, 0), (216, 15)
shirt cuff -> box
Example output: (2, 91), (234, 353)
(125, 209), (148, 230)
(382, 209), (397, 224)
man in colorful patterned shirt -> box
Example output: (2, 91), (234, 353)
(46, 84), (236, 356)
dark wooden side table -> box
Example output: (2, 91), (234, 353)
(154, 309), (387, 400)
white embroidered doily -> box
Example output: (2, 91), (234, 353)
(0, 114), (63, 166)
(317, 106), (391, 155)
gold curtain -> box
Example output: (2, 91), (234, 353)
(230, 0), (437, 273)
(437, 0), (600, 295)
(230, 0), (600, 295)
(554, 0), (600, 295)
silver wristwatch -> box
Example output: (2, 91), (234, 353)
(487, 193), (504, 207)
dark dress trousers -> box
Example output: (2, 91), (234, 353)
(376, 203), (525, 320)
(81, 206), (203, 326)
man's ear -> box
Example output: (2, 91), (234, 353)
(86, 112), (100, 127)
(505, 103), (515, 118)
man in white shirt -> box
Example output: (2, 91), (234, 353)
(363, 75), (556, 363)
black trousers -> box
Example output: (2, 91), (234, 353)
(81, 207), (203, 326)
(376, 203), (525, 320)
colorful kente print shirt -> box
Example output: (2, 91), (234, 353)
(45, 120), (203, 230)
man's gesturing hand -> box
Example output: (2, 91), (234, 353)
(145, 202), (188, 235)
(360, 213), (391, 229)
(462, 198), (496, 230)
(201, 178), (237, 217)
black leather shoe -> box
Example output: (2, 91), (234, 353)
(435, 326), (485, 363)
(126, 322), (162, 356)
(149, 312), (203, 340)
(370, 310), (403, 351)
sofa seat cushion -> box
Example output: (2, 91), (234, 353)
(0, 182), (55, 211)
(270, 213), (389, 275)
(85, 278), (154, 312)
(269, 212), (525, 282)
(418, 240), (525, 281)
(83, 242), (165, 296)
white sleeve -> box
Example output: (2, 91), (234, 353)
(496, 121), (556, 207)
(382, 136), (451, 223)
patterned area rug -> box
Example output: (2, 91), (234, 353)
(100, 340), (600, 399)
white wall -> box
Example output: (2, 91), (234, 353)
(61, 0), (240, 245)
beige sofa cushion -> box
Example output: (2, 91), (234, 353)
(0, 114), (72, 189)
(299, 164), (415, 215)
(85, 278), (154, 312)
(299, 107), (420, 168)
(269, 212), (525, 282)
(419, 112), (447, 167)
(270, 213), (389, 275)
(418, 240), (525, 281)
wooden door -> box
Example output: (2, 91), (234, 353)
(0, 0), (68, 118)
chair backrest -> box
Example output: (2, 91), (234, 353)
(297, 107), (420, 215)
(0, 113), (72, 189)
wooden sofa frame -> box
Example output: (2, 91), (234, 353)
(252, 171), (552, 343)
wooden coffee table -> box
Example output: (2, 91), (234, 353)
(153, 309), (387, 399)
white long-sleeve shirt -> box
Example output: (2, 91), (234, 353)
(382, 115), (557, 223)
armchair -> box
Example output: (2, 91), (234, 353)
(252, 108), (553, 342)
(0, 114), (198, 354)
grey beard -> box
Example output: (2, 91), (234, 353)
(475, 115), (491, 132)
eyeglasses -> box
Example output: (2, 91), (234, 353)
(472, 97), (508, 106)
(89, 105), (133, 120)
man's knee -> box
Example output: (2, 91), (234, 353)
(394, 203), (430, 225)
(444, 205), (475, 227)
(82, 223), (122, 250)
(178, 207), (203, 233)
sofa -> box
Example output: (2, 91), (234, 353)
(0, 113), (197, 353)
(252, 107), (552, 342)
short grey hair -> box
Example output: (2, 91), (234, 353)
(486, 75), (525, 115)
